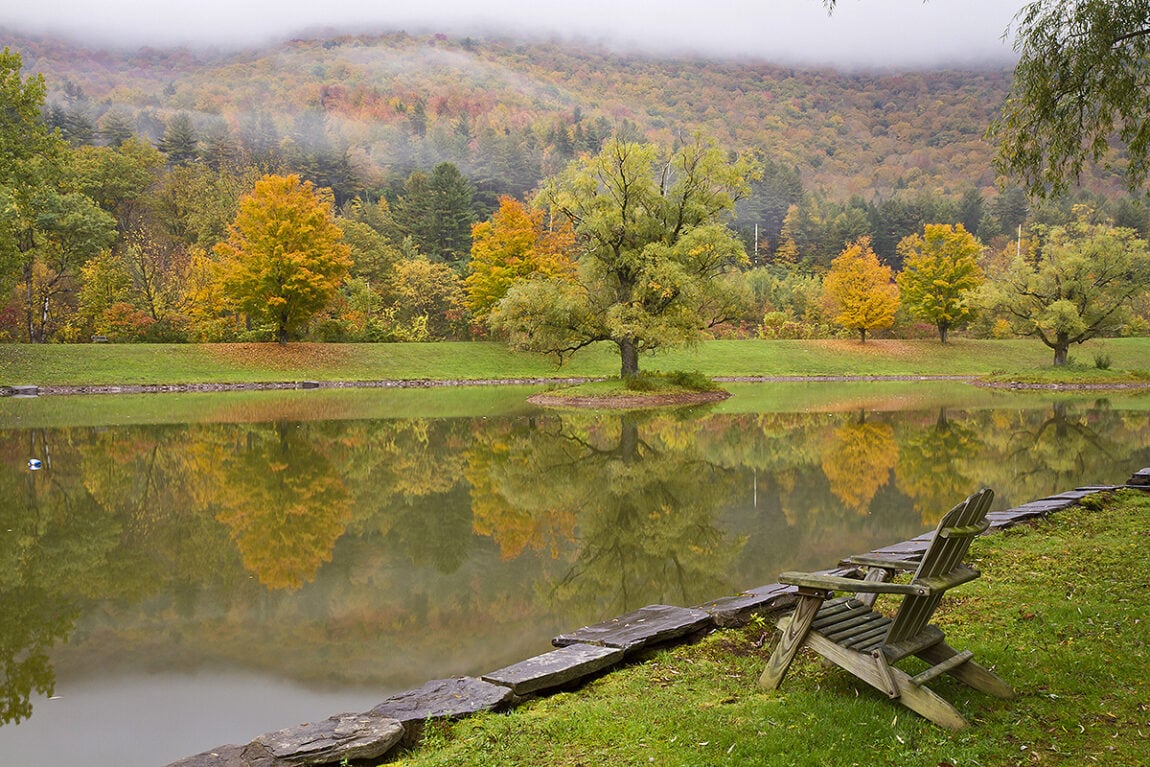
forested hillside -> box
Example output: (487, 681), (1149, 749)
(8, 28), (1038, 203)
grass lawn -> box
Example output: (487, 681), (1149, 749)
(388, 490), (1150, 767)
(2, 337), (1150, 386)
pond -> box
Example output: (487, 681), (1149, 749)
(1, 383), (1148, 766)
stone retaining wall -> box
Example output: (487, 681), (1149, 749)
(167, 472), (1150, 767)
(0, 378), (604, 397)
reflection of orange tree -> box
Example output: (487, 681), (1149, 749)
(820, 413), (898, 514)
(211, 423), (352, 590)
(467, 417), (579, 560)
(467, 412), (744, 617)
(895, 409), (983, 525)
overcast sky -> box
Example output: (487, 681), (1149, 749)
(2, 0), (1027, 67)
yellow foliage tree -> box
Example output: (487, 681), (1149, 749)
(896, 223), (984, 344)
(465, 196), (576, 325)
(822, 236), (899, 343)
(387, 254), (468, 340)
(214, 174), (351, 343)
(820, 417), (899, 515)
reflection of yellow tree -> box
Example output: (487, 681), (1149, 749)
(212, 423), (352, 590)
(821, 414), (898, 514)
(895, 409), (983, 525)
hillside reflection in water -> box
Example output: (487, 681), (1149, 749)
(1, 389), (1147, 766)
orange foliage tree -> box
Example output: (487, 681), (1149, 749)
(214, 174), (351, 343)
(465, 196), (576, 326)
(820, 416), (899, 515)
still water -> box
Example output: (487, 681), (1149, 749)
(1, 383), (1147, 766)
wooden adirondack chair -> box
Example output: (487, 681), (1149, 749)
(758, 488), (1013, 729)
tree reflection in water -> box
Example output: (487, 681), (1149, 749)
(468, 410), (743, 616)
(0, 394), (1148, 731)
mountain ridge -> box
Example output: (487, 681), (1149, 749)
(0, 26), (1125, 204)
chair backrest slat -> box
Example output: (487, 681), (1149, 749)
(883, 488), (993, 646)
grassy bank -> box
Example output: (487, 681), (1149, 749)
(3, 337), (1150, 386)
(389, 491), (1150, 766)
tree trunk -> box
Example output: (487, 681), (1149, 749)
(618, 415), (640, 463)
(1052, 333), (1070, 366)
(619, 337), (639, 379)
(938, 323), (949, 344)
(858, 328), (867, 344)
(24, 263), (35, 343)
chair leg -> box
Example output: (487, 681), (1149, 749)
(759, 593), (823, 690)
(888, 669), (969, 731)
(917, 641), (1014, 699)
(800, 630), (969, 730)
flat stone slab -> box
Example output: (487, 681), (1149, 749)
(5, 385), (39, 398)
(248, 712), (404, 765)
(1014, 499), (1073, 511)
(369, 677), (513, 724)
(165, 714), (405, 767)
(745, 582), (797, 599)
(860, 539), (930, 559)
(483, 643), (624, 695)
(697, 586), (796, 627)
(1045, 489), (1103, 500)
(552, 604), (713, 654)
(165, 744), (246, 767)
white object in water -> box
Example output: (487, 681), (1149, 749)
(28, 459), (42, 470)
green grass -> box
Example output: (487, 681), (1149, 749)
(388, 491), (1150, 767)
(3, 337), (1150, 387)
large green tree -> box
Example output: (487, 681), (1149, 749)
(492, 137), (758, 377)
(992, 0), (1150, 195)
(214, 174), (352, 343)
(896, 223), (984, 344)
(0, 48), (55, 298)
(984, 209), (1150, 365)
(1, 49), (116, 342)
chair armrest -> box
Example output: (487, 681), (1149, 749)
(778, 571), (932, 596)
(912, 565), (980, 592)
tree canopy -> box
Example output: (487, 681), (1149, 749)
(822, 237), (899, 343)
(214, 174), (352, 343)
(992, 0), (1150, 195)
(465, 196), (576, 324)
(896, 224), (985, 344)
(492, 137), (758, 377)
(984, 208), (1150, 365)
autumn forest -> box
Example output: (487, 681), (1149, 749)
(2, 28), (1149, 361)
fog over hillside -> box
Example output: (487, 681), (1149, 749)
(2, 0), (1023, 68)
